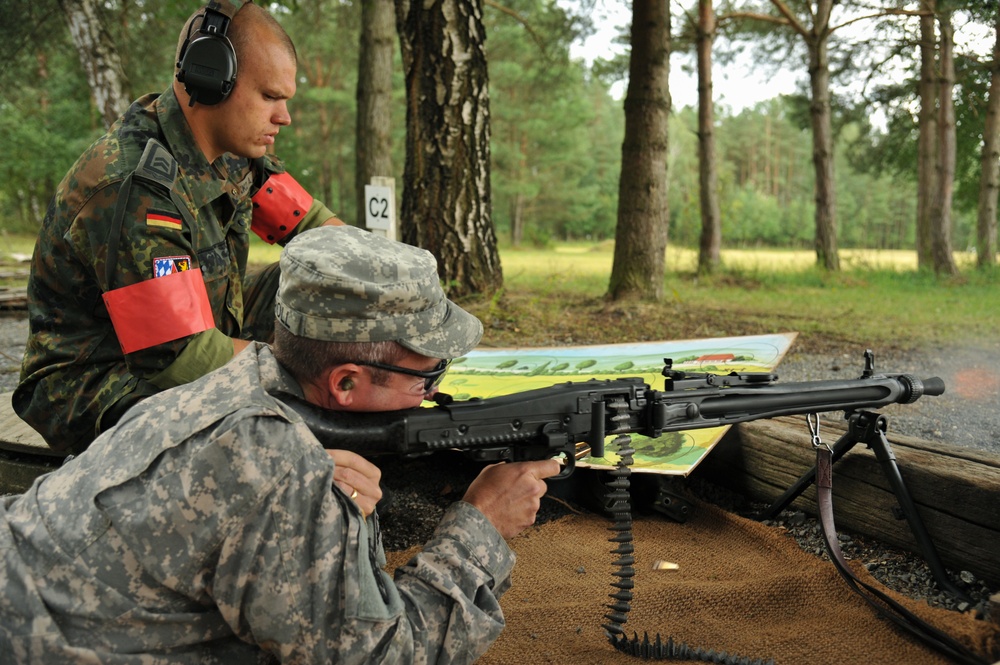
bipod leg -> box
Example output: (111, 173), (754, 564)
(755, 427), (859, 521)
(857, 412), (972, 602)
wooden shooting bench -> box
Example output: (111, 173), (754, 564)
(0, 287), (28, 309)
(0, 392), (64, 492)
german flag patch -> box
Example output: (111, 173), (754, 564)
(146, 210), (183, 230)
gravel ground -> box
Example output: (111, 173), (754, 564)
(0, 311), (996, 627)
(776, 342), (1000, 456)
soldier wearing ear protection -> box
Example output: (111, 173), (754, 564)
(14, 1), (343, 453)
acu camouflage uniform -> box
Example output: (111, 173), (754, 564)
(0, 344), (513, 664)
(14, 85), (335, 453)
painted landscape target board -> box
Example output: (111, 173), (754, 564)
(436, 332), (798, 476)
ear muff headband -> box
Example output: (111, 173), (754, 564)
(176, 1), (240, 107)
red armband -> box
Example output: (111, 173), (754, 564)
(251, 172), (314, 243)
(102, 268), (216, 354)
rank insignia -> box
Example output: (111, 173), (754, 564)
(154, 256), (192, 278)
(146, 211), (183, 230)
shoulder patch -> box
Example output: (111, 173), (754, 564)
(146, 210), (183, 230)
(135, 139), (177, 191)
(154, 256), (192, 278)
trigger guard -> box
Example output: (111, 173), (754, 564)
(553, 453), (575, 479)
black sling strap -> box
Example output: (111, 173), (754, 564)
(815, 444), (990, 665)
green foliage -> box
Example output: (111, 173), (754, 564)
(839, 4), (995, 248)
(664, 94), (942, 251)
(0, 7), (99, 231)
(0, 0), (993, 258)
(487, 0), (622, 244)
(276, 1), (371, 223)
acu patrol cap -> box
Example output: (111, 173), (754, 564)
(276, 225), (484, 359)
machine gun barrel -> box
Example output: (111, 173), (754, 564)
(643, 372), (945, 437)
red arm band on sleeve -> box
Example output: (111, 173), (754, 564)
(250, 171), (314, 244)
(102, 268), (216, 355)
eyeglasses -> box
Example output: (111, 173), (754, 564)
(354, 358), (451, 393)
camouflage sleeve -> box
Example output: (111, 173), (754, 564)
(146, 328), (233, 389)
(70, 178), (234, 381)
(390, 500), (516, 663)
(295, 197), (339, 235)
(201, 417), (514, 664)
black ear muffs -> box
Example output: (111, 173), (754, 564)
(176, 2), (238, 106)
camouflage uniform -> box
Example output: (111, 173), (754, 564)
(0, 344), (513, 664)
(13, 85), (335, 453)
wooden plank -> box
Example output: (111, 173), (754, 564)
(694, 415), (1000, 587)
(0, 453), (60, 495)
(0, 286), (27, 309)
(0, 392), (64, 495)
(0, 392), (59, 456)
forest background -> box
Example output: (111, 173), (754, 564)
(0, 1), (998, 297)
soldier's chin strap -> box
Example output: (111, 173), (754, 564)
(811, 417), (990, 665)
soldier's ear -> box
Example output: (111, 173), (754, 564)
(329, 365), (362, 407)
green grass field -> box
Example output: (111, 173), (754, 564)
(482, 242), (999, 354)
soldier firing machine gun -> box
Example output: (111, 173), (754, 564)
(281, 351), (981, 664)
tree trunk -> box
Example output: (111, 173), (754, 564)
(917, 0), (938, 270)
(976, 6), (1000, 269)
(608, 0), (671, 301)
(356, 0), (396, 229)
(58, 0), (130, 129)
(697, 0), (722, 275)
(806, 0), (839, 271)
(931, 9), (959, 276)
(395, 0), (502, 298)
(510, 128), (528, 247)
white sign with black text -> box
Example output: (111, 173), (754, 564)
(364, 184), (394, 232)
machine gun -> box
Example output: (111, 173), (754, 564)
(280, 350), (943, 480)
(281, 352), (987, 665)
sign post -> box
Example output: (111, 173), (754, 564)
(363, 176), (396, 241)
